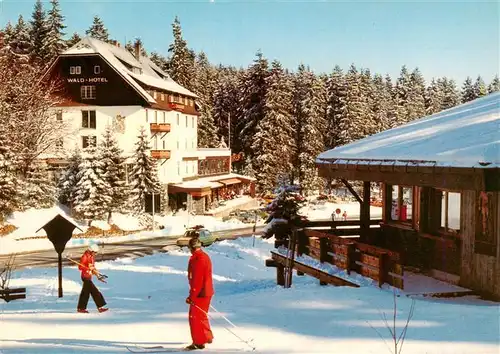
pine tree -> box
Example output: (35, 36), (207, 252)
(325, 66), (347, 148)
(150, 52), (169, 72)
(407, 68), (426, 121)
(294, 67), (327, 195)
(439, 78), (460, 110)
(195, 51), (219, 147)
(99, 125), (127, 222)
(2, 22), (14, 48)
(384, 74), (398, 128)
(44, 0), (66, 60)
(0, 130), (17, 220)
(66, 32), (81, 48)
(167, 16), (195, 90)
(473, 76), (488, 98)
(461, 76), (476, 103)
(337, 64), (365, 145)
(86, 16), (110, 42)
(359, 68), (377, 136)
(371, 74), (392, 132)
(129, 127), (161, 213)
(73, 145), (112, 224)
(488, 75), (500, 93)
(10, 15), (32, 56)
(425, 78), (444, 115)
(30, 0), (49, 63)
(394, 65), (412, 126)
(238, 51), (269, 166)
(252, 60), (294, 192)
(17, 162), (57, 210)
(57, 148), (82, 208)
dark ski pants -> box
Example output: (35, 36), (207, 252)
(77, 277), (106, 310)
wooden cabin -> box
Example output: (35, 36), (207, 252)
(316, 93), (500, 300)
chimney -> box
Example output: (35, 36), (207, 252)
(134, 40), (141, 61)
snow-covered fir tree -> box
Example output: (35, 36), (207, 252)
(129, 127), (161, 213)
(167, 17), (196, 91)
(252, 60), (294, 192)
(10, 15), (32, 56)
(195, 51), (219, 147)
(461, 76), (476, 103)
(30, 0), (49, 63)
(66, 32), (81, 48)
(2, 22), (14, 48)
(407, 68), (426, 121)
(57, 147), (81, 208)
(73, 145), (112, 224)
(325, 65), (347, 149)
(99, 125), (128, 222)
(439, 78), (460, 110)
(44, 0), (66, 61)
(488, 75), (500, 93)
(238, 51), (269, 170)
(359, 68), (377, 137)
(394, 65), (411, 126)
(371, 74), (392, 133)
(0, 129), (17, 220)
(17, 161), (57, 210)
(473, 76), (488, 98)
(294, 66), (327, 195)
(425, 78), (444, 115)
(384, 74), (398, 128)
(150, 52), (169, 72)
(86, 16), (110, 42)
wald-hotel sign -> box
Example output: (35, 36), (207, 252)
(67, 77), (108, 83)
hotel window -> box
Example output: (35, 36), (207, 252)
(189, 99), (193, 107)
(177, 162), (181, 175)
(176, 114), (180, 125)
(173, 95), (179, 103)
(81, 110), (96, 129)
(56, 110), (63, 121)
(163, 111), (166, 123)
(161, 93), (164, 101)
(192, 162), (195, 173)
(191, 117), (195, 128)
(145, 109), (148, 122)
(82, 135), (97, 149)
(185, 162), (188, 174)
(153, 91), (157, 99)
(163, 140), (166, 149)
(81, 85), (96, 100)
(185, 139), (188, 149)
(154, 110), (158, 123)
(185, 116), (188, 128)
(70, 66), (81, 75)
(176, 140), (179, 149)
(94, 65), (101, 74)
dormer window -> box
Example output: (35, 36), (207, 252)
(132, 67), (142, 74)
(70, 66), (81, 75)
(153, 91), (157, 99)
(161, 93), (164, 101)
(94, 65), (101, 74)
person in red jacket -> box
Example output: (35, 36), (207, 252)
(185, 237), (214, 350)
(77, 244), (108, 313)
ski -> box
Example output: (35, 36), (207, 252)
(126, 345), (249, 353)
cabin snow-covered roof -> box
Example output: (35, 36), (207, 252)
(61, 37), (198, 101)
(317, 92), (500, 169)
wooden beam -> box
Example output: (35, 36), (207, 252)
(340, 179), (363, 204)
(361, 181), (371, 240)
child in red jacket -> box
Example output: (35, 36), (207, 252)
(77, 244), (108, 313)
(185, 237), (214, 350)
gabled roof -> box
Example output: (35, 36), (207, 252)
(61, 37), (197, 101)
(317, 92), (500, 169)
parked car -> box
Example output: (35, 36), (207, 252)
(179, 225), (217, 247)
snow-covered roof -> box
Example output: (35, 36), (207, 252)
(317, 92), (500, 169)
(61, 37), (197, 102)
(172, 173), (256, 190)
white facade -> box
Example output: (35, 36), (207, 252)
(50, 105), (224, 185)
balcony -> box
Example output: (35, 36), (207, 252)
(151, 150), (171, 159)
(150, 123), (171, 133)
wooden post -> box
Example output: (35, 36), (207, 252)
(382, 183), (392, 223)
(361, 181), (371, 242)
(277, 265), (285, 286)
(378, 253), (388, 288)
(320, 238), (329, 263)
(58, 253), (63, 298)
(346, 243), (356, 275)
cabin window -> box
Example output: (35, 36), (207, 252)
(390, 185), (413, 223)
(475, 191), (497, 256)
(70, 66), (81, 75)
(154, 110), (158, 123)
(153, 91), (157, 99)
(185, 116), (188, 128)
(163, 140), (166, 149)
(439, 191), (461, 234)
(81, 85), (96, 100)
(161, 93), (164, 101)
(189, 99), (193, 107)
(81, 110), (96, 129)
(94, 65), (101, 74)
(56, 110), (63, 121)
(82, 135), (97, 149)
(192, 117), (195, 128)
(163, 111), (166, 123)
(176, 114), (180, 125)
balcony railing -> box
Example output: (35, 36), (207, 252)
(151, 150), (171, 159)
(150, 123), (171, 133)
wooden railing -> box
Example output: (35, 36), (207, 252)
(150, 123), (171, 133)
(151, 150), (171, 159)
(0, 287), (26, 302)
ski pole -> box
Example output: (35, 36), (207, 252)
(66, 257), (108, 283)
(190, 302), (256, 351)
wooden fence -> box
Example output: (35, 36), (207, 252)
(300, 229), (404, 289)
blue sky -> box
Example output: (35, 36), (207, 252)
(1, 0), (498, 84)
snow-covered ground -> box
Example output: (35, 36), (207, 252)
(1, 236), (498, 353)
